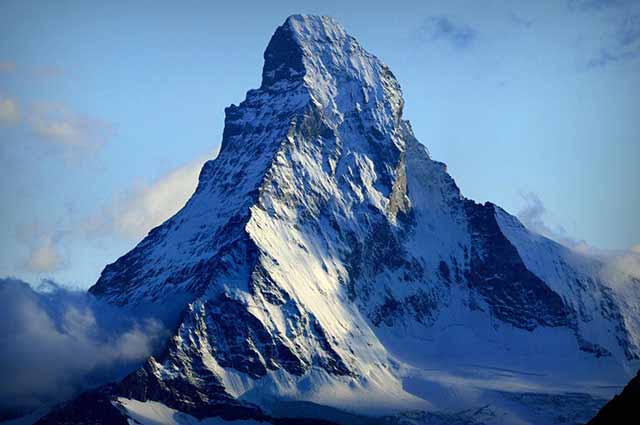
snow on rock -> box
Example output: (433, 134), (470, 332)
(115, 398), (263, 425)
(39, 14), (640, 425)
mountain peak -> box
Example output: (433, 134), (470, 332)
(284, 14), (346, 36)
(284, 14), (350, 52)
(261, 15), (403, 125)
(262, 14), (350, 87)
(77, 15), (640, 425)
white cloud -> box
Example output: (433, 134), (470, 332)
(85, 151), (216, 240)
(598, 245), (640, 291)
(516, 191), (588, 250)
(114, 154), (212, 238)
(517, 192), (640, 285)
(10, 151), (216, 277)
(28, 102), (112, 150)
(1, 97), (110, 159)
(23, 235), (66, 273)
(0, 97), (20, 126)
(15, 223), (68, 274)
(610, 250), (640, 275)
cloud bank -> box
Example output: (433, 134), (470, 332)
(0, 278), (168, 420)
(517, 192), (640, 282)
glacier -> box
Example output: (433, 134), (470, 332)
(36, 15), (640, 425)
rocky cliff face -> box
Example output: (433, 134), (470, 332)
(40, 15), (640, 425)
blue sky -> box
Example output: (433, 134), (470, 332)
(1, 0), (639, 288)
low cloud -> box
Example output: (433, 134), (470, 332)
(0, 96), (20, 126)
(0, 278), (168, 420)
(517, 192), (640, 285)
(517, 192), (589, 251)
(84, 152), (214, 240)
(417, 16), (478, 49)
(601, 248), (640, 283)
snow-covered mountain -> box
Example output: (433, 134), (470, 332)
(38, 15), (640, 425)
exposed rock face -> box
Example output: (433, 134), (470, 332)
(39, 14), (640, 425)
(464, 201), (574, 330)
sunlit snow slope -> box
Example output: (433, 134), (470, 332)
(39, 14), (640, 425)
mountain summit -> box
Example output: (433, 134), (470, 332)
(40, 15), (640, 425)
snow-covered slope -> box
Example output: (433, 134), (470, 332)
(39, 14), (640, 425)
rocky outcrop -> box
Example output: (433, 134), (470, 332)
(39, 14), (640, 425)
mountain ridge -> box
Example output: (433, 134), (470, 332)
(38, 14), (639, 425)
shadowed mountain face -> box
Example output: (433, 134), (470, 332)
(588, 370), (640, 425)
(38, 15), (639, 425)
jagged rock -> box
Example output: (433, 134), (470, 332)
(39, 14), (640, 425)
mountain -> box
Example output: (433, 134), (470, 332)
(37, 15), (640, 425)
(588, 369), (640, 424)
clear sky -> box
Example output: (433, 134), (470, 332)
(1, 0), (639, 288)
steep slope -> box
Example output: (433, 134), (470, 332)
(40, 14), (640, 425)
(588, 369), (640, 424)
